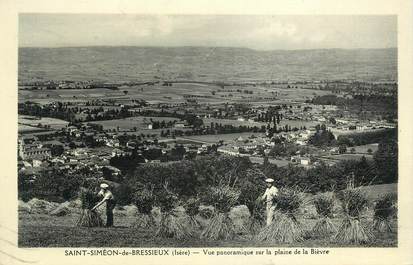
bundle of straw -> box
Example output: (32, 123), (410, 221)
(373, 193), (397, 232)
(184, 197), (202, 230)
(133, 188), (156, 229)
(335, 188), (373, 244)
(156, 211), (192, 240)
(76, 189), (104, 227)
(203, 185), (240, 213)
(311, 193), (337, 238)
(155, 189), (192, 240)
(247, 199), (266, 235)
(200, 185), (240, 240)
(199, 207), (214, 219)
(255, 187), (305, 243)
(240, 170), (266, 235)
(201, 212), (237, 240)
(256, 212), (304, 243)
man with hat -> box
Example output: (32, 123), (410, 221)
(261, 178), (278, 226)
(91, 183), (116, 227)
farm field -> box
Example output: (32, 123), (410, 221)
(19, 82), (331, 106)
(19, 47), (397, 82)
(18, 183), (397, 248)
(328, 153), (374, 161)
(357, 183), (397, 200)
(18, 88), (127, 104)
(204, 118), (266, 127)
(18, 115), (69, 131)
(67, 105), (123, 111)
(203, 118), (317, 130)
(86, 116), (181, 131)
(18, 124), (46, 133)
(330, 128), (389, 138)
(18, 219), (396, 248)
(14, 18), (400, 255)
(249, 156), (291, 167)
(181, 132), (266, 144)
(258, 87), (331, 102)
(278, 120), (318, 129)
(352, 143), (379, 154)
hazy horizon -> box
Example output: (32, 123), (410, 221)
(18, 45), (397, 51)
(19, 14), (397, 50)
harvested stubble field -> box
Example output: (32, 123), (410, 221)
(18, 213), (397, 248)
(19, 189), (397, 248)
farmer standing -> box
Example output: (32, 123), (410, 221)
(91, 183), (116, 227)
(261, 178), (278, 226)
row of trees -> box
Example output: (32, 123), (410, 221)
(308, 126), (397, 149)
(19, 102), (202, 128)
(18, 150), (397, 205)
(109, 145), (189, 171)
(337, 128), (396, 147)
(308, 124), (336, 146)
(19, 102), (76, 122)
(121, 154), (396, 205)
(310, 94), (397, 121)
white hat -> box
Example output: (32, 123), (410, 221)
(100, 183), (109, 189)
(265, 178), (274, 183)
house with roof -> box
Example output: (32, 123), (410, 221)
(217, 146), (239, 156)
(19, 146), (51, 160)
(174, 121), (188, 128)
(106, 139), (120, 147)
(300, 158), (311, 166)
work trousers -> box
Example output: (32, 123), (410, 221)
(106, 200), (116, 227)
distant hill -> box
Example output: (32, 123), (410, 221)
(18, 46), (397, 83)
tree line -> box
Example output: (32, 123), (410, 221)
(19, 151), (397, 205)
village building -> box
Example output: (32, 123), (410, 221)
(18, 138), (51, 160)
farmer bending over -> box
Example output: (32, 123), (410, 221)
(92, 183), (116, 227)
(261, 178), (278, 226)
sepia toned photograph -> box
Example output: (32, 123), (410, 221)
(17, 14), (398, 248)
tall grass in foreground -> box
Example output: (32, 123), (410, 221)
(373, 193), (397, 233)
(335, 188), (373, 244)
(76, 189), (104, 227)
(255, 187), (305, 243)
(200, 185), (240, 240)
(311, 193), (337, 238)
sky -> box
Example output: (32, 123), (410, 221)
(19, 14), (397, 50)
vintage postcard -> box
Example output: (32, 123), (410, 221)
(0, 0), (412, 264)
